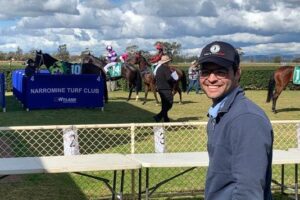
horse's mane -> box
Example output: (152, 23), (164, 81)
(82, 54), (106, 68)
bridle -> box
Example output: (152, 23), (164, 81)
(35, 52), (44, 68)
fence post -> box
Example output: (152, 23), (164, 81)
(63, 126), (80, 155)
(131, 124), (135, 154)
(130, 124), (136, 199)
(297, 123), (300, 150)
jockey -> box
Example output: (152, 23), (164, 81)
(149, 43), (164, 71)
(120, 52), (129, 63)
(103, 45), (118, 74)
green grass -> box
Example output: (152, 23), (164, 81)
(0, 90), (300, 199)
(1, 89), (300, 126)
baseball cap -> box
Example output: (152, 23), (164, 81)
(198, 41), (240, 69)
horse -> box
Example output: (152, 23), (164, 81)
(266, 66), (295, 113)
(30, 50), (109, 103)
(129, 51), (187, 104)
(81, 53), (142, 102)
(127, 52), (160, 105)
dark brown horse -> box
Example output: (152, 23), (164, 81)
(266, 66), (295, 113)
(129, 51), (187, 104)
(81, 53), (142, 102)
(31, 50), (109, 103)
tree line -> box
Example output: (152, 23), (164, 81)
(1, 42), (300, 63)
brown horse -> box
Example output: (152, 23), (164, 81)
(129, 51), (187, 104)
(266, 66), (295, 113)
(82, 53), (142, 102)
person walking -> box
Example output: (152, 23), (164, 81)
(198, 41), (273, 200)
(187, 60), (200, 94)
(153, 55), (178, 122)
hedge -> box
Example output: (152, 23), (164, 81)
(1, 68), (300, 92)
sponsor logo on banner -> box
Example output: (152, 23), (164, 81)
(54, 97), (77, 103)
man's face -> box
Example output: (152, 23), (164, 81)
(199, 62), (240, 103)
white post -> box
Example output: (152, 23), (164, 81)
(131, 124), (135, 154)
(297, 123), (300, 149)
(63, 126), (80, 155)
(153, 126), (166, 153)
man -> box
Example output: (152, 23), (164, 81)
(198, 41), (273, 200)
(153, 55), (178, 122)
(187, 60), (200, 94)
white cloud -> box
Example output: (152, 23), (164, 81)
(0, 0), (299, 56)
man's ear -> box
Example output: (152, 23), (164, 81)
(236, 68), (241, 82)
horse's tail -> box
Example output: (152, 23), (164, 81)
(180, 69), (187, 92)
(266, 72), (275, 103)
(135, 69), (142, 92)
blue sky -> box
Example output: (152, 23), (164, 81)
(0, 0), (300, 56)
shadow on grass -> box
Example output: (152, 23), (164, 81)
(275, 107), (300, 113)
(0, 95), (160, 199)
(0, 173), (89, 200)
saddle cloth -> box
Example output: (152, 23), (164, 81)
(49, 61), (82, 75)
(293, 66), (300, 85)
(108, 62), (122, 78)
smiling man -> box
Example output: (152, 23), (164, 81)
(198, 41), (273, 200)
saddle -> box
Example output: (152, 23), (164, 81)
(293, 66), (300, 85)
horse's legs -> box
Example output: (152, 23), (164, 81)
(272, 87), (283, 113)
(150, 83), (159, 105)
(143, 84), (149, 105)
(177, 87), (183, 104)
(127, 83), (133, 101)
(135, 87), (139, 101)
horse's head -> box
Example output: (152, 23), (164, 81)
(34, 50), (44, 68)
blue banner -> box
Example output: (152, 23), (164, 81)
(0, 73), (5, 112)
(13, 70), (104, 110)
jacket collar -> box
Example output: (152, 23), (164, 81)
(207, 86), (244, 119)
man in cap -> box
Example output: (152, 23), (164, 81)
(198, 41), (273, 200)
(153, 55), (178, 122)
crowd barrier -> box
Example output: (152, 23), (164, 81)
(12, 70), (104, 110)
(0, 73), (5, 112)
(0, 121), (299, 199)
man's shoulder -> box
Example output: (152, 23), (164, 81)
(230, 96), (269, 122)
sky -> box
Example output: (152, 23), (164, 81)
(0, 0), (300, 57)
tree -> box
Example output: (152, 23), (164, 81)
(56, 44), (70, 61)
(273, 56), (282, 63)
(154, 41), (181, 58)
(15, 46), (23, 61)
(292, 57), (300, 63)
(125, 45), (139, 54)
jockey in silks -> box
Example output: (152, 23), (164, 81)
(149, 43), (164, 71)
(119, 52), (129, 63)
(103, 45), (118, 76)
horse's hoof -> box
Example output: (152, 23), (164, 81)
(178, 102), (182, 105)
(155, 103), (159, 106)
(142, 102), (146, 105)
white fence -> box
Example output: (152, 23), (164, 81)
(0, 120), (299, 199)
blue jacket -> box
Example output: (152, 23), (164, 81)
(205, 87), (273, 200)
